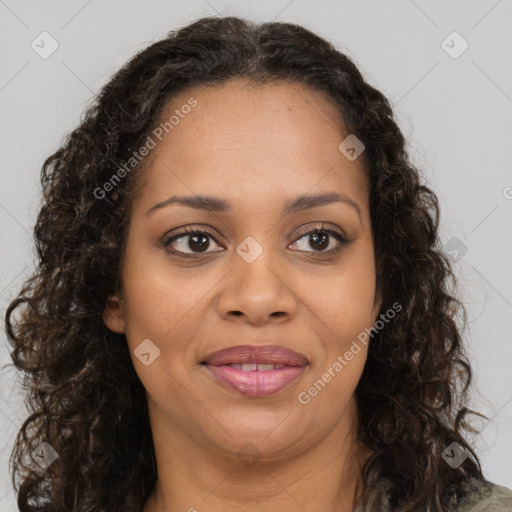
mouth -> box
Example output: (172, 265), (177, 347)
(200, 344), (309, 398)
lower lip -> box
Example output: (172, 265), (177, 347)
(203, 364), (307, 397)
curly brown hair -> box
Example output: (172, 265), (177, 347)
(4, 15), (489, 512)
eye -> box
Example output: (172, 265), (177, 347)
(289, 223), (350, 256)
(161, 223), (351, 259)
(162, 226), (223, 257)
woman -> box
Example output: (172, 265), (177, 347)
(5, 15), (512, 512)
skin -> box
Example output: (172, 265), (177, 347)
(103, 79), (382, 512)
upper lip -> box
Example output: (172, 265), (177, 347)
(202, 344), (309, 366)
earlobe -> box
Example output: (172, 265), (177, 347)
(372, 286), (383, 323)
(371, 272), (383, 324)
(102, 294), (126, 333)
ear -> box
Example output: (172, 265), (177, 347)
(371, 282), (383, 323)
(103, 293), (126, 333)
(371, 257), (383, 322)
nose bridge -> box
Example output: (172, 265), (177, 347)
(233, 234), (283, 297)
(238, 236), (278, 286)
(218, 234), (297, 323)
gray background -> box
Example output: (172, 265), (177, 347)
(1, 0), (511, 509)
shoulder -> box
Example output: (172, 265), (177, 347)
(454, 478), (512, 511)
(353, 477), (512, 511)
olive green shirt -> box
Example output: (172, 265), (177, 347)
(353, 478), (512, 511)
(454, 479), (512, 511)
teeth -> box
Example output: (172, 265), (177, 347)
(228, 363), (285, 371)
(255, 363), (276, 371)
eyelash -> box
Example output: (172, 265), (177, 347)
(161, 223), (351, 259)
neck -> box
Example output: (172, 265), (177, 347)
(142, 396), (371, 512)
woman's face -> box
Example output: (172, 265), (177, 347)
(104, 79), (381, 462)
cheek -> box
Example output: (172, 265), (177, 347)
(328, 282), (376, 344)
(301, 252), (377, 335)
(121, 246), (207, 339)
(120, 249), (216, 400)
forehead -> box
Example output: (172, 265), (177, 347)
(133, 79), (369, 215)
(154, 79), (349, 152)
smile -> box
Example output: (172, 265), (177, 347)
(202, 363), (308, 397)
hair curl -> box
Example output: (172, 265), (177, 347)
(4, 15), (488, 512)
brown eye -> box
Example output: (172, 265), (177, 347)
(162, 227), (224, 256)
(289, 226), (350, 255)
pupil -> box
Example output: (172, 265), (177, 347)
(190, 234), (209, 252)
(310, 231), (328, 250)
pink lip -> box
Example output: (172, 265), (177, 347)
(201, 344), (309, 398)
(203, 364), (307, 397)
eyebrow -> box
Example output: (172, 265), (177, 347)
(146, 192), (362, 222)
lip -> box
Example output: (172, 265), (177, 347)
(201, 344), (309, 398)
(202, 344), (309, 366)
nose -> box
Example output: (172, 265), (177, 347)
(217, 247), (298, 326)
